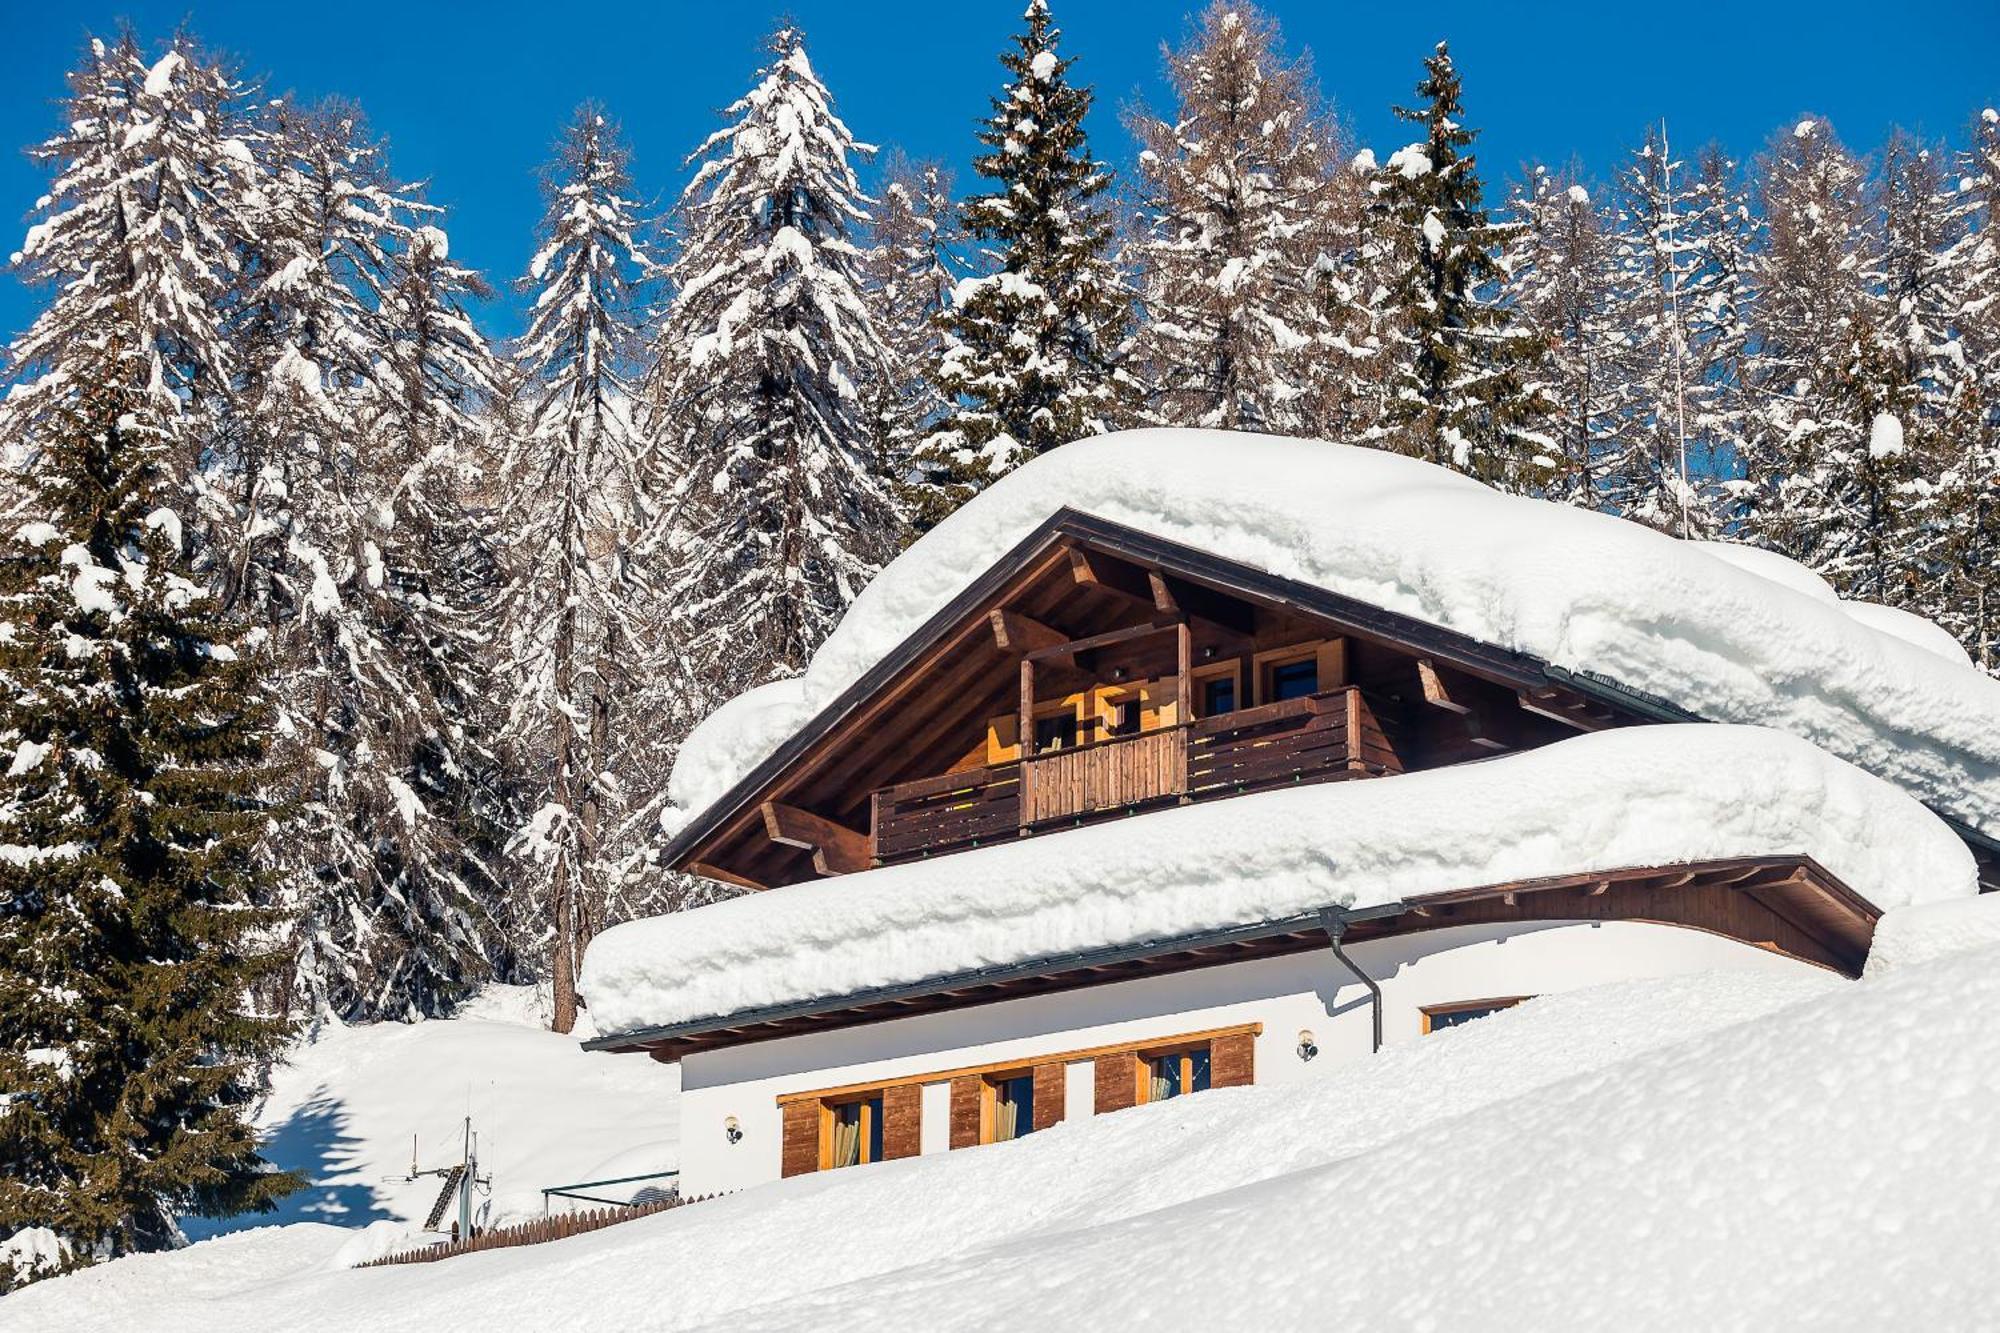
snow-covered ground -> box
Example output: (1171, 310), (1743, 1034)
(182, 986), (678, 1247)
(15, 900), (2000, 1331)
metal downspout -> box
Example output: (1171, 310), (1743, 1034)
(1319, 907), (1383, 1053)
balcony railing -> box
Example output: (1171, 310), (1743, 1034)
(869, 687), (1401, 865)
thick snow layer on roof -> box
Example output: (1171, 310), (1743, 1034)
(1866, 894), (2000, 978)
(665, 430), (2000, 842)
(593, 725), (1974, 1037)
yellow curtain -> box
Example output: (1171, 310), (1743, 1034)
(1150, 1056), (1175, 1102)
(995, 1086), (1019, 1142)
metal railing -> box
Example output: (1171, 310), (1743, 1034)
(540, 1168), (680, 1213)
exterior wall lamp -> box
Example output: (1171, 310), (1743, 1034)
(1296, 1029), (1318, 1062)
(724, 1116), (743, 1145)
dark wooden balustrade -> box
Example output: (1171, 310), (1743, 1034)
(868, 688), (1404, 865)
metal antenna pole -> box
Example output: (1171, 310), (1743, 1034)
(1660, 118), (1693, 539)
(458, 1116), (473, 1240)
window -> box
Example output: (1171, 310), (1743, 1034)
(989, 1074), (1036, 1142)
(1109, 699), (1142, 737)
(1267, 657), (1318, 702)
(1421, 998), (1529, 1035)
(1201, 675), (1236, 717)
(1143, 1045), (1212, 1103)
(828, 1094), (884, 1168)
(1034, 713), (1077, 753)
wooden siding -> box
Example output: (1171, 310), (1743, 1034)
(1032, 1061), (1066, 1131)
(781, 1101), (820, 1179)
(883, 1083), (923, 1161)
(949, 1075), (982, 1150)
(1211, 1030), (1255, 1088)
(1094, 1053), (1138, 1115)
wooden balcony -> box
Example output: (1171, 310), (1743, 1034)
(870, 688), (1403, 865)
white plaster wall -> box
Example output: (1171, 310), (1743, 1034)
(670, 919), (1815, 1196)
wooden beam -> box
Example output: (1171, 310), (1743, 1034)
(687, 860), (769, 892)
(760, 802), (870, 876)
(1417, 658), (1472, 714)
(989, 608), (1073, 663)
(1516, 686), (1613, 732)
(1026, 617), (1181, 663)
(1068, 546), (1155, 606)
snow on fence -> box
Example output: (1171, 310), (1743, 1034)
(356, 1194), (714, 1268)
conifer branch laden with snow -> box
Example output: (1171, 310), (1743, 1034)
(647, 25), (900, 703)
(916, 1), (1132, 519)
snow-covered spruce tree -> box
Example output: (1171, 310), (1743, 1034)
(1, 32), (252, 486)
(1935, 109), (2000, 672)
(1126, 3), (1333, 434)
(0, 371), (298, 1283)
(1370, 43), (1545, 488)
(918, 1), (1131, 517)
(862, 155), (962, 533)
(1503, 165), (1619, 508)
(1300, 148), (1395, 443)
(502, 106), (656, 1033)
(1601, 130), (1732, 535)
(223, 101), (507, 1023)
(1739, 116), (1925, 596)
(649, 26), (900, 704)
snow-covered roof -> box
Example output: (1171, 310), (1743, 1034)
(586, 725), (1976, 1039)
(665, 430), (2000, 847)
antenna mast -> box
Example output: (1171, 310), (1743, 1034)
(1660, 118), (1693, 539)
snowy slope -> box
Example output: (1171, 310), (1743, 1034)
(183, 986), (678, 1246)
(585, 724), (1974, 1037)
(16, 941), (2000, 1331)
(664, 430), (2000, 841)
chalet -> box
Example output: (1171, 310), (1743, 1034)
(579, 431), (1998, 1198)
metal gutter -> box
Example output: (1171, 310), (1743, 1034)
(1319, 907), (1384, 1053)
(585, 899), (1412, 1054)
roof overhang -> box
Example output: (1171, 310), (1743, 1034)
(587, 855), (1876, 1061)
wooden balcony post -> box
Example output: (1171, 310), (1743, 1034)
(1018, 657), (1034, 834)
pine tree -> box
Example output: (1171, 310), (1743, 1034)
(649, 26), (900, 706)
(503, 107), (657, 1032)
(224, 101), (507, 1023)
(861, 155), (961, 531)
(1602, 130), (1731, 534)
(1127, 3), (1333, 434)
(2, 32), (252, 485)
(1739, 115), (1923, 594)
(1300, 149), (1395, 442)
(918, 1), (1130, 513)
(1934, 108), (2000, 671)
(1371, 43), (1544, 487)
(0, 369), (297, 1282)
(1504, 164), (1618, 507)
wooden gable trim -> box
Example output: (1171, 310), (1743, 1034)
(759, 802), (869, 876)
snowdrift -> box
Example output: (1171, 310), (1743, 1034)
(18, 944), (2000, 1331)
(663, 430), (2000, 843)
(585, 724), (1975, 1038)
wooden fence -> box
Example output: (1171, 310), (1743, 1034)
(356, 1193), (714, 1268)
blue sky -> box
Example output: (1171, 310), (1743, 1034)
(4, 1), (1997, 343)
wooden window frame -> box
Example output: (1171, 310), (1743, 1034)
(818, 1090), (886, 1170)
(1420, 996), (1531, 1035)
(979, 1068), (1037, 1144)
(1191, 661), (1241, 719)
(1133, 1038), (1214, 1105)
(776, 1022), (1262, 1120)
(1249, 638), (1347, 705)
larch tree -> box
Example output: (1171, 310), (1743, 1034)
(0, 182), (297, 1283)
(502, 107), (655, 1033)
(1371, 42), (1544, 488)
(1504, 165), (1619, 508)
(1300, 149), (1395, 443)
(228, 101), (506, 1023)
(649, 26), (899, 707)
(918, 0), (1131, 515)
(1126, 3), (1333, 434)
(861, 154), (961, 532)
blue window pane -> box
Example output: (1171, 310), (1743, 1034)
(1270, 659), (1318, 701)
(866, 1096), (883, 1163)
(1188, 1050), (1211, 1092)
